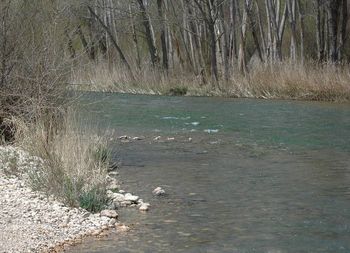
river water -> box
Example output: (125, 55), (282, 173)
(71, 93), (350, 253)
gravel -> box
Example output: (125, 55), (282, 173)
(0, 146), (128, 253)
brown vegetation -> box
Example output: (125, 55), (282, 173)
(72, 61), (350, 102)
(64, 0), (350, 101)
(0, 1), (110, 210)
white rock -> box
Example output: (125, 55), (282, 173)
(108, 218), (117, 226)
(115, 224), (130, 232)
(139, 203), (150, 212)
(107, 183), (119, 191)
(152, 187), (166, 196)
(112, 193), (125, 202)
(124, 193), (139, 202)
(100, 210), (118, 219)
(109, 171), (119, 176)
(120, 201), (132, 207)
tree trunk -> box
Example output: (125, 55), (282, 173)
(327, 0), (342, 62)
(339, 0), (348, 61)
(297, 0), (305, 64)
(287, 0), (297, 61)
(87, 6), (135, 81)
(219, 1), (231, 81)
(157, 0), (169, 70)
(245, 0), (263, 62)
(129, 3), (141, 69)
(137, 0), (160, 66)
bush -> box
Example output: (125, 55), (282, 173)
(167, 86), (188, 96)
(0, 1), (70, 142)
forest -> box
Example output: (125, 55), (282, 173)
(1, 0), (350, 100)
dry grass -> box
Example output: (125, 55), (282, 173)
(71, 61), (350, 102)
(14, 112), (110, 211)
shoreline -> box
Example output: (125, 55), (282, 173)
(74, 88), (350, 105)
(0, 146), (147, 253)
(72, 85), (350, 104)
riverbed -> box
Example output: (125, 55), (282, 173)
(70, 93), (350, 253)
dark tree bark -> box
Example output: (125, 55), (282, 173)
(157, 0), (169, 70)
(327, 0), (342, 62)
(339, 0), (348, 61)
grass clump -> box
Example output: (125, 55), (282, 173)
(15, 113), (111, 212)
(79, 186), (109, 213)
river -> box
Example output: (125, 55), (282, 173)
(70, 93), (350, 253)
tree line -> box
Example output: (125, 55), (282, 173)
(61, 0), (349, 85)
(1, 0), (349, 89)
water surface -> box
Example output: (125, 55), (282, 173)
(71, 93), (350, 253)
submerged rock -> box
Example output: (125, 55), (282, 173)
(152, 187), (165, 196)
(153, 136), (161, 141)
(139, 203), (150, 212)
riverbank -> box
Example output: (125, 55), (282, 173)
(0, 145), (148, 253)
(72, 62), (350, 102)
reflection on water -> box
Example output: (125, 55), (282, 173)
(70, 94), (350, 253)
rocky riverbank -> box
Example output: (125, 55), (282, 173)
(0, 146), (147, 253)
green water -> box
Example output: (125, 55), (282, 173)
(71, 93), (350, 253)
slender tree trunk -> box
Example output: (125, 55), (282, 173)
(245, 0), (263, 62)
(77, 25), (95, 61)
(238, 0), (248, 73)
(219, 1), (230, 81)
(64, 29), (76, 59)
(137, 0), (160, 66)
(339, 0), (348, 61)
(297, 0), (305, 64)
(129, 3), (141, 69)
(256, 1), (267, 61)
(157, 0), (169, 70)
(327, 0), (342, 62)
(287, 0), (297, 61)
(229, 0), (238, 63)
(87, 6), (135, 81)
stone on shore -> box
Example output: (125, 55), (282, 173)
(111, 193), (126, 202)
(124, 193), (139, 202)
(100, 210), (118, 219)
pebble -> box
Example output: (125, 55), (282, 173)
(0, 146), (149, 253)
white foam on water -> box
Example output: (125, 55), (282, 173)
(204, 129), (219, 134)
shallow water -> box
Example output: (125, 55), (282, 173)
(71, 93), (350, 253)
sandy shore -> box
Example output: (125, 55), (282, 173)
(0, 146), (143, 253)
